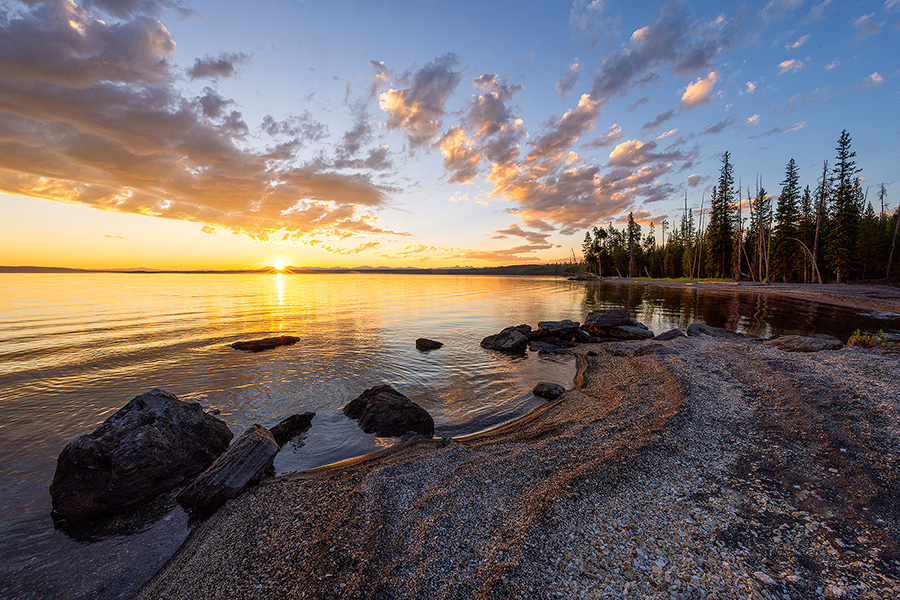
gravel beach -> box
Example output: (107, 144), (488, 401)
(134, 331), (900, 600)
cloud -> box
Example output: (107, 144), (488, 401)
(627, 96), (651, 112)
(608, 139), (682, 167)
(699, 118), (737, 135)
(491, 223), (553, 244)
(761, 0), (804, 23)
(825, 59), (839, 70)
(187, 52), (250, 80)
(785, 35), (809, 49)
(589, 3), (737, 104)
(570, 0), (619, 45)
(854, 13), (882, 38)
(746, 114), (760, 126)
(750, 121), (806, 138)
(439, 127), (482, 184)
(526, 94), (600, 166)
(555, 59), (582, 98)
(680, 71), (717, 108)
(778, 59), (805, 74)
(82, 0), (196, 19)
(640, 109), (677, 134)
(104, 233), (125, 239)
(261, 112), (328, 142)
(466, 73), (522, 138)
(806, 0), (833, 22)
(585, 123), (623, 148)
(858, 72), (884, 86)
(687, 174), (703, 187)
(657, 128), (678, 139)
(744, 81), (757, 94)
(379, 54), (462, 148)
(201, 225), (216, 234)
(368, 60), (392, 99)
(0, 0), (393, 243)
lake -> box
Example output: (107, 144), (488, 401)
(1, 273), (897, 599)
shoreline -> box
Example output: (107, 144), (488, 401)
(591, 277), (900, 316)
(134, 333), (900, 599)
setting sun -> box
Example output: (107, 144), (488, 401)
(273, 260), (286, 271)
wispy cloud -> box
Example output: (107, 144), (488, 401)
(784, 35), (809, 49)
(853, 13), (882, 38)
(187, 52), (250, 80)
(555, 59), (582, 99)
(586, 124), (624, 148)
(750, 121), (806, 138)
(858, 72), (884, 86)
(778, 58), (805, 74)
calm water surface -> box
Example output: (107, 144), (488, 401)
(0, 273), (897, 599)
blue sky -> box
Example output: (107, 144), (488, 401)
(0, 0), (898, 268)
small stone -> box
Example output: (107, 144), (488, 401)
(754, 572), (775, 586)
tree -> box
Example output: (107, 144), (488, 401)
(826, 130), (861, 283)
(626, 212), (641, 277)
(705, 152), (735, 278)
(772, 158), (801, 281)
(812, 160), (830, 279)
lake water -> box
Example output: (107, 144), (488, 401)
(1, 273), (897, 599)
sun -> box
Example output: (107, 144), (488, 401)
(273, 260), (286, 272)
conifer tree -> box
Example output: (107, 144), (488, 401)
(772, 158), (801, 281)
(705, 152), (735, 278)
(826, 130), (861, 283)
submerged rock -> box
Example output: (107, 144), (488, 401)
(231, 335), (300, 353)
(582, 308), (654, 340)
(763, 334), (843, 352)
(177, 424), (279, 511)
(533, 382), (566, 400)
(415, 338), (444, 351)
(343, 384), (435, 438)
(480, 324), (532, 353)
(268, 412), (315, 446)
(50, 389), (233, 520)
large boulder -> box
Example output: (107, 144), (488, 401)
(50, 389), (233, 520)
(480, 324), (532, 353)
(415, 338), (443, 351)
(655, 328), (688, 341)
(343, 385), (435, 438)
(763, 334), (843, 352)
(231, 335), (300, 352)
(582, 308), (654, 340)
(177, 424), (279, 511)
(268, 412), (315, 446)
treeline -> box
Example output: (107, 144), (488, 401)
(581, 130), (900, 284)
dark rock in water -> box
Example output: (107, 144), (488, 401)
(480, 324), (532, 353)
(231, 335), (300, 352)
(415, 338), (443, 351)
(176, 424), (279, 511)
(50, 389), (233, 520)
(532, 320), (581, 339)
(582, 308), (654, 340)
(533, 382), (566, 400)
(268, 412), (315, 446)
(686, 323), (742, 338)
(343, 385), (435, 438)
(655, 328), (688, 341)
(763, 334), (843, 352)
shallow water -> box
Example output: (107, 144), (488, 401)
(0, 273), (897, 599)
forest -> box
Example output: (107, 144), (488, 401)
(580, 130), (900, 284)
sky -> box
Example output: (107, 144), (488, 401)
(0, 0), (898, 270)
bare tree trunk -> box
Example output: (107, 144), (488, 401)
(812, 160), (828, 279)
(888, 206), (900, 281)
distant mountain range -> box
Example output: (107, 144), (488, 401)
(0, 264), (569, 276)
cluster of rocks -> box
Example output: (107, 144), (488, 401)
(50, 389), (315, 520)
(480, 308), (655, 355)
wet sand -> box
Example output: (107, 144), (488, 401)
(134, 330), (900, 599)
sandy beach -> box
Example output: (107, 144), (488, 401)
(134, 307), (900, 599)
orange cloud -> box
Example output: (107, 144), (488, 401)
(680, 71), (717, 108)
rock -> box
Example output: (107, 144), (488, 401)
(571, 328), (594, 343)
(268, 412), (315, 446)
(686, 323), (741, 338)
(655, 328), (688, 341)
(632, 343), (677, 357)
(343, 385), (435, 438)
(763, 334), (843, 352)
(582, 308), (654, 340)
(532, 320), (581, 339)
(231, 335), (300, 352)
(480, 324), (532, 353)
(533, 382), (566, 400)
(49, 389), (233, 520)
(177, 424), (279, 511)
(415, 338), (443, 351)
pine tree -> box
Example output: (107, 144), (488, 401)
(705, 152), (735, 278)
(826, 130), (861, 283)
(626, 212), (640, 277)
(772, 158), (801, 281)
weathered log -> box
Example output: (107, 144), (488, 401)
(269, 412), (315, 446)
(176, 424), (279, 510)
